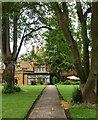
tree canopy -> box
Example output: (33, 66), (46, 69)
(1, 1), (98, 104)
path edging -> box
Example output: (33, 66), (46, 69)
(56, 85), (72, 120)
(24, 86), (46, 120)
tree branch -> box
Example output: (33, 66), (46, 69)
(76, 2), (84, 23)
(15, 26), (53, 60)
(15, 34), (25, 60)
(13, 15), (18, 59)
(84, 7), (92, 17)
(52, 3), (63, 27)
(62, 2), (68, 22)
(76, 2), (90, 78)
(53, 2), (87, 83)
(24, 26), (53, 38)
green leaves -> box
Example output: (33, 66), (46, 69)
(42, 25), (74, 74)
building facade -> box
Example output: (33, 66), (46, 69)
(1, 45), (78, 85)
(15, 46), (51, 85)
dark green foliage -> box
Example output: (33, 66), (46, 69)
(42, 26), (74, 75)
(31, 81), (36, 85)
(52, 76), (58, 85)
(2, 84), (21, 94)
(2, 83), (5, 86)
(70, 81), (80, 85)
(40, 80), (43, 85)
(64, 81), (71, 85)
(14, 86), (21, 92)
(72, 88), (83, 103)
(46, 82), (51, 85)
(2, 86), (14, 94)
(59, 81), (80, 85)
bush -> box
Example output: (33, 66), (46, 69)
(75, 81), (80, 85)
(59, 81), (64, 85)
(2, 84), (21, 94)
(72, 88), (82, 104)
(52, 76), (58, 85)
(64, 81), (71, 85)
(59, 81), (80, 85)
(46, 82), (51, 85)
(31, 80), (36, 85)
(59, 81), (71, 85)
(2, 83), (5, 86)
(40, 80), (43, 85)
(14, 86), (21, 92)
(2, 86), (14, 94)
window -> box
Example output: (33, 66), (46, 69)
(40, 67), (42, 72)
(22, 68), (27, 71)
(37, 68), (39, 72)
(37, 64), (45, 72)
(42, 67), (45, 72)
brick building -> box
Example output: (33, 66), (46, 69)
(14, 46), (51, 85)
(1, 45), (78, 85)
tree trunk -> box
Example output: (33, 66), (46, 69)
(81, 71), (96, 103)
(81, 2), (98, 103)
(57, 70), (61, 83)
(2, 61), (15, 88)
(76, 2), (90, 78)
(2, 3), (17, 89)
(52, 2), (97, 103)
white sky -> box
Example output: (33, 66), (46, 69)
(19, 41), (40, 56)
(1, 1), (92, 58)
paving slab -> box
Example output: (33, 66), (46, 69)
(28, 85), (66, 119)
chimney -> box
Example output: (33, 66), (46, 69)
(32, 45), (35, 53)
(36, 46), (39, 52)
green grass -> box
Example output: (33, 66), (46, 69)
(57, 85), (96, 119)
(2, 85), (45, 119)
(70, 104), (96, 118)
(0, 85), (2, 120)
(57, 85), (79, 101)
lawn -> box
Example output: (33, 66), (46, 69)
(57, 85), (96, 119)
(2, 85), (45, 119)
(0, 85), (2, 120)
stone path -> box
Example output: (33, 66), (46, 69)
(28, 85), (66, 119)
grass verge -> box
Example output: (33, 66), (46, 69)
(2, 85), (45, 119)
(57, 85), (96, 119)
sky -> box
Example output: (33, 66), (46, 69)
(17, 2), (78, 57)
(19, 41), (40, 56)
(1, 0), (92, 58)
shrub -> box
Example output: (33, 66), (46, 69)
(38, 76), (42, 82)
(59, 81), (70, 85)
(59, 81), (64, 85)
(2, 83), (5, 86)
(59, 81), (80, 85)
(52, 76), (58, 85)
(72, 88), (83, 103)
(46, 82), (51, 85)
(31, 80), (36, 85)
(14, 86), (21, 92)
(64, 81), (71, 85)
(2, 86), (14, 94)
(2, 84), (21, 94)
(40, 80), (43, 85)
(75, 81), (80, 85)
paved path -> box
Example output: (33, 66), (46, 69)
(28, 85), (66, 119)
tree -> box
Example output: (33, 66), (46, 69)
(42, 27), (74, 82)
(51, 2), (97, 103)
(2, 2), (52, 90)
